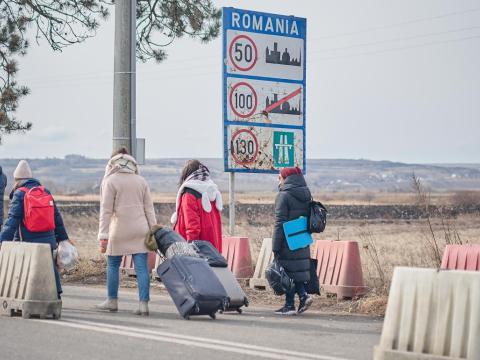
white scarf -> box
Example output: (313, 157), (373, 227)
(170, 178), (223, 225)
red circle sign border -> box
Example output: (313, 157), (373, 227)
(229, 34), (258, 72)
(229, 82), (258, 119)
(230, 129), (259, 165)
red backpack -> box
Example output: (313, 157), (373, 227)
(18, 186), (55, 232)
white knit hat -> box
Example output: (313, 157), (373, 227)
(14, 160), (33, 180)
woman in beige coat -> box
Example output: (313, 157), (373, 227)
(96, 148), (156, 315)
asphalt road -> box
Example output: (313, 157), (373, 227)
(1, 286), (383, 360)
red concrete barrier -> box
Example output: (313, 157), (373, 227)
(441, 244), (480, 271)
(313, 240), (367, 299)
(222, 236), (253, 279)
(120, 252), (157, 277)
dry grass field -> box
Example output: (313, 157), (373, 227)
(61, 188), (480, 316)
(54, 190), (480, 206)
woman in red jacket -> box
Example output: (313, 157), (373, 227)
(171, 160), (223, 252)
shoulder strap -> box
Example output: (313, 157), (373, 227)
(17, 186), (46, 194)
(17, 226), (23, 242)
(183, 187), (202, 199)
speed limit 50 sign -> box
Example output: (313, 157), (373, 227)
(222, 7), (306, 173)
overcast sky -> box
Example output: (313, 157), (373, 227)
(1, 0), (479, 163)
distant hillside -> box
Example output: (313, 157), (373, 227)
(0, 155), (479, 194)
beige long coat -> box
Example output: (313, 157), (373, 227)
(98, 157), (156, 256)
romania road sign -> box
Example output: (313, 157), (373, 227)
(223, 7), (306, 173)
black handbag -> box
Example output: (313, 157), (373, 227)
(192, 240), (228, 267)
(154, 227), (186, 256)
(304, 258), (320, 295)
(265, 261), (294, 295)
(308, 199), (327, 233)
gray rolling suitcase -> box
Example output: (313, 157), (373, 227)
(157, 255), (228, 320)
(211, 267), (249, 313)
(191, 240), (249, 313)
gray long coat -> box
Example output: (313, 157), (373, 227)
(272, 174), (311, 283)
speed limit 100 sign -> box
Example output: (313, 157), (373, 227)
(229, 82), (257, 118)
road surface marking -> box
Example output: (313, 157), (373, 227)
(45, 318), (352, 360)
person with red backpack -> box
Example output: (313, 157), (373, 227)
(0, 160), (69, 298)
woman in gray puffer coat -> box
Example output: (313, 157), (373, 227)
(272, 167), (313, 315)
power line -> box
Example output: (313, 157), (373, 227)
(19, 13), (480, 85)
(315, 34), (480, 62)
(33, 34), (480, 88)
(316, 7), (480, 40)
(317, 25), (480, 53)
(20, 57), (220, 84)
(27, 33), (480, 88)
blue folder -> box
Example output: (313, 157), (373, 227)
(283, 216), (313, 251)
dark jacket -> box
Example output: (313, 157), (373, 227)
(0, 178), (68, 249)
(0, 166), (6, 227)
(272, 174), (311, 283)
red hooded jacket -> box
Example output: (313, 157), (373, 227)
(173, 188), (223, 253)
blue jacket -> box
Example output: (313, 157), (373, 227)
(0, 178), (68, 249)
(0, 166), (6, 226)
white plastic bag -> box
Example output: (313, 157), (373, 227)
(57, 241), (79, 271)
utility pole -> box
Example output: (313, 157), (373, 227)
(112, 0), (136, 158)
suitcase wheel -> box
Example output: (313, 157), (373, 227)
(209, 312), (216, 320)
(236, 308), (243, 314)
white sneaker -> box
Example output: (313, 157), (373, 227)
(95, 298), (118, 312)
(134, 301), (149, 316)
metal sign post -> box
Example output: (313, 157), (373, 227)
(222, 7), (307, 234)
(229, 172), (235, 235)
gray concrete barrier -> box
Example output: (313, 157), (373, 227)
(374, 267), (480, 360)
(0, 242), (61, 319)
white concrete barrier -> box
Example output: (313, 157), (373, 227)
(0, 242), (61, 319)
(249, 238), (274, 290)
(374, 267), (480, 360)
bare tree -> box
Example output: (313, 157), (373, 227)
(411, 173), (462, 267)
(0, 0), (220, 143)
